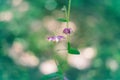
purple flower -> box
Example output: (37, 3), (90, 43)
(63, 28), (72, 34)
(48, 35), (65, 42)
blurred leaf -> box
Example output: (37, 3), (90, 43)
(68, 48), (80, 54)
(41, 72), (63, 80)
(57, 18), (68, 22)
(67, 42), (80, 54)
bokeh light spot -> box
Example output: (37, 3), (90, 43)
(45, 0), (57, 11)
(39, 60), (58, 74)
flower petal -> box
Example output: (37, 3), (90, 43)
(47, 36), (65, 42)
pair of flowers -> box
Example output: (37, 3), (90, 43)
(48, 28), (72, 42)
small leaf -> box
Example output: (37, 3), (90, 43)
(57, 18), (68, 22)
(67, 42), (80, 55)
(41, 72), (63, 80)
(68, 48), (80, 54)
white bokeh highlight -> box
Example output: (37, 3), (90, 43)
(106, 59), (118, 71)
(39, 60), (58, 75)
(68, 47), (96, 70)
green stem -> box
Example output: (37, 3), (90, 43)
(67, 0), (71, 22)
(52, 55), (63, 80)
(64, 0), (71, 28)
(52, 43), (64, 77)
(66, 0), (71, 42)
(52, 1), (72, 79)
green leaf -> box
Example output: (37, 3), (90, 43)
(57, 18), (68, 22)
(67, 42), (80, 55)
(41, 72), (63, 80)
(68, 48), (80, 54)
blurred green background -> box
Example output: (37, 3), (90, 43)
(0, 0), (120, 80)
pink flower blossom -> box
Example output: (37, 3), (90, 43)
(63, 28), (72, 34)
